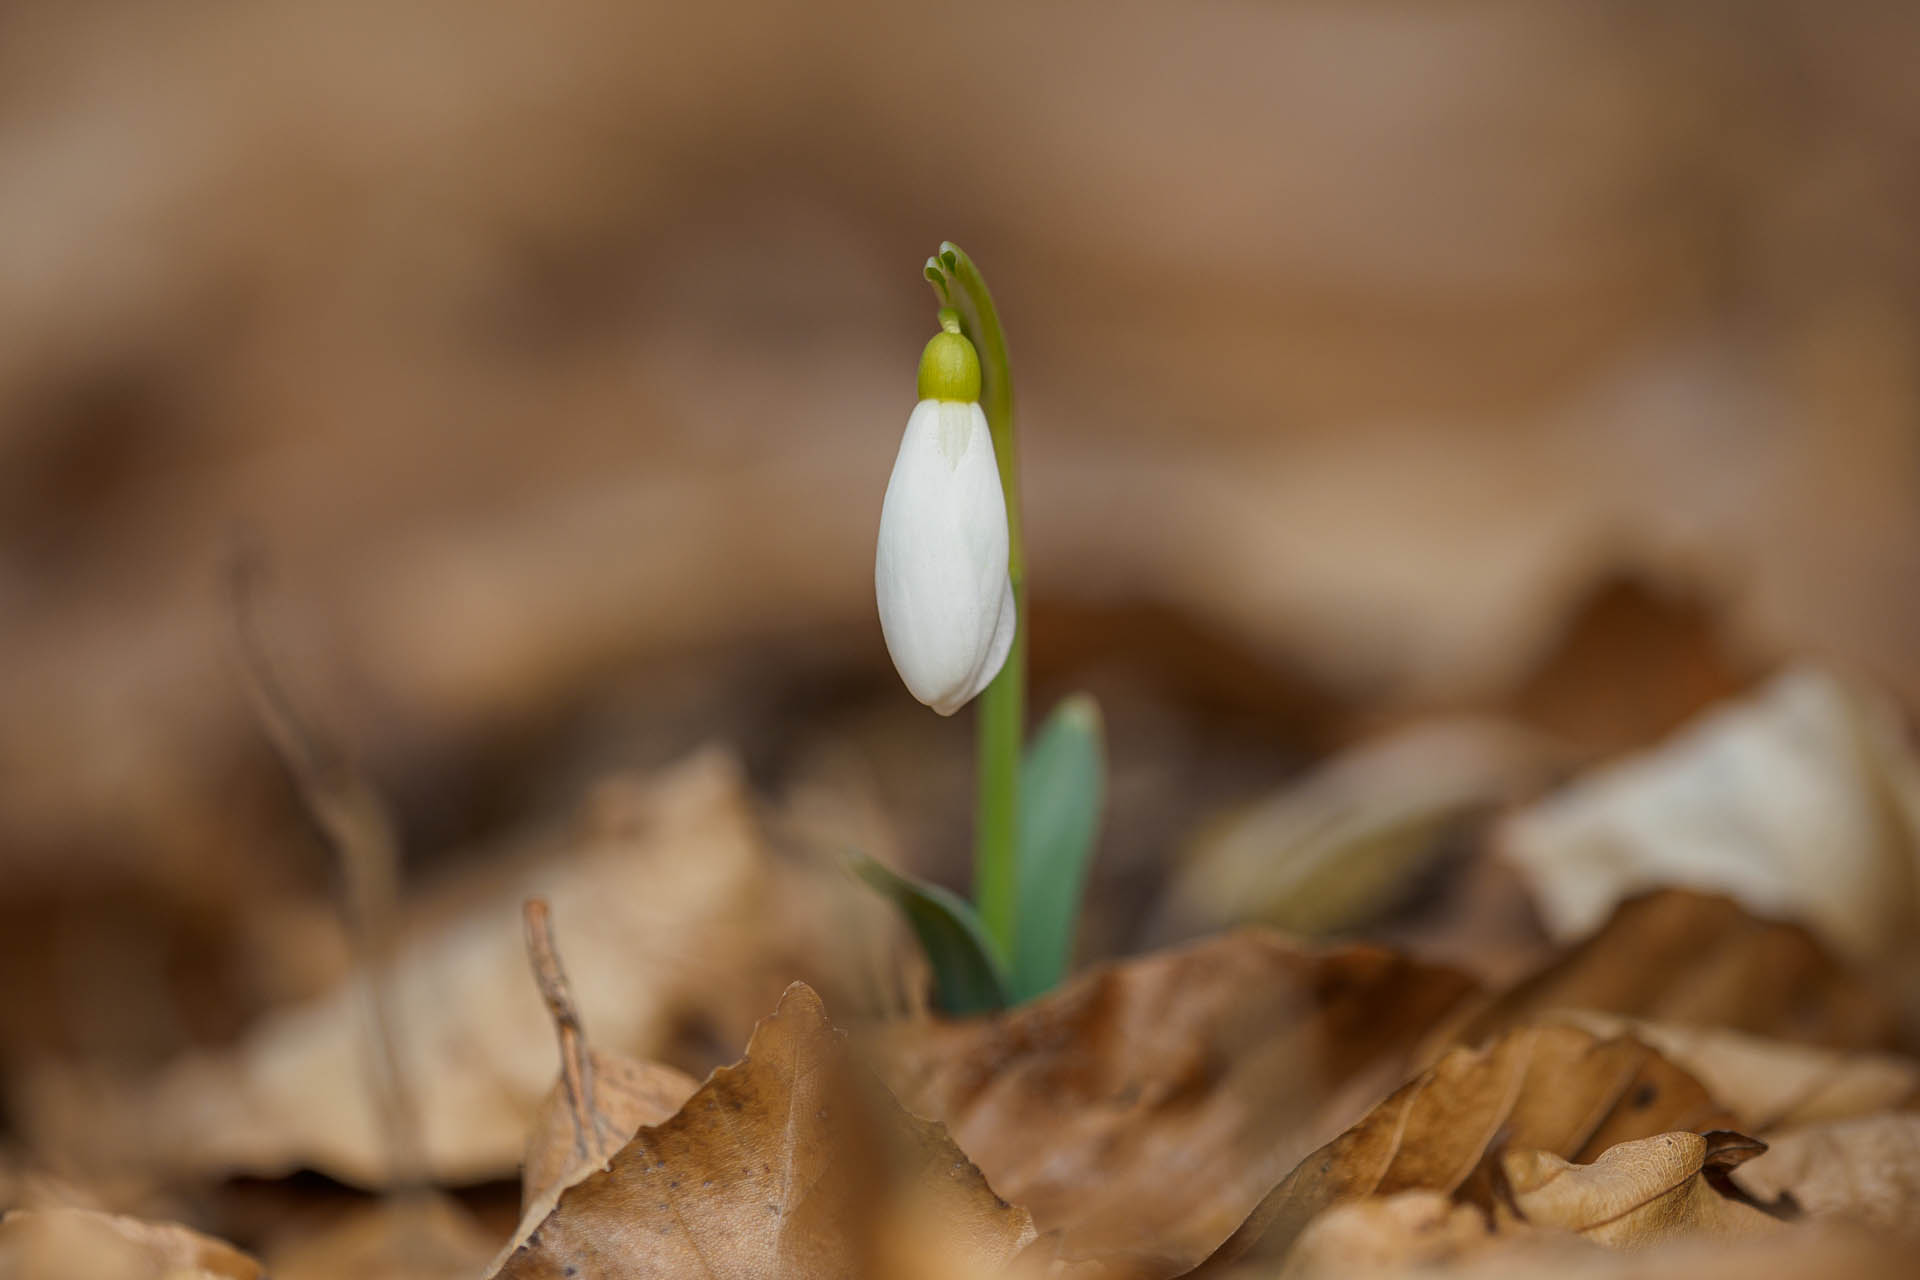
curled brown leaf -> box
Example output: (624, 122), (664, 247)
(1193, 1022), (1735, 1273)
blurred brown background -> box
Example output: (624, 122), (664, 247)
(3, 0), (1919, 1098)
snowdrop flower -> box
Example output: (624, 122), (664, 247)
(875, 319), (1014, 715)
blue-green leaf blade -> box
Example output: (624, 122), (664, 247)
(1012, 694), (1106, 1002)
(848, 851), (1010, 1015)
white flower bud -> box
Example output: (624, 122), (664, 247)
(875, 396), (1015, 715)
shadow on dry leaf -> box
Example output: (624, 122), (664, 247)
(1541, 1013), (1920, 1132)
(1430, 889), (1902, 1056)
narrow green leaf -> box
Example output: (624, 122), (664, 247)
(1011, 694), (1106, 1002)
(847, 851), (1010, 1015)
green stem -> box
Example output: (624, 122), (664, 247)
(929, 242), (1024, 965)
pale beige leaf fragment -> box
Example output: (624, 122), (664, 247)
(1734, 1113), (1920, 1233)
(0, 1207), (262, 1280)
(1500, 667), (1920, 968)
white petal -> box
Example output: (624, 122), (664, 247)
(875, 401), (1011, 714)
(938, 577), (1016, 714)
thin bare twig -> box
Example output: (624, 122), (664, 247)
(226, 551), (428, 1191)
(522, 897), (603, 1161)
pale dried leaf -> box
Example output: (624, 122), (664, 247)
(1500, 667), (1920, 968)
(1733, 1113), (1920, 1233)
(0, 1207), (262, 1280)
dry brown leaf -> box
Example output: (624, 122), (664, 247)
(263, 1192), (498, 1280)
(1194, 1022), (1735, 1273)
(872, 930), (1479, 1274)
(1733, 1113), (1920, 1234)
(1500, 667), (1920, 969)
(0, 1207), (262, 1280)
(1545, 1013), (1920, 1131)
(18, 749), (801, 1187)
(1501, 1131), (1783, 1245)
(1431, 889), (1900, 1054)
(492, 982), (1037, 1279)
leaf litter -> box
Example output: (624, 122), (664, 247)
(11, 632), (1920, 1277)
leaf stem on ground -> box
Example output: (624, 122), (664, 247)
(523, 897), (604, 1163)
